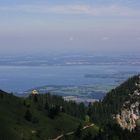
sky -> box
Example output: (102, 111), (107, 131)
(0, 0), (140, 55)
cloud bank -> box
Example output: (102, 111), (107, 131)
(0, 4), (140, 17)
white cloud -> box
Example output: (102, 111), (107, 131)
(69, 37), (74, 41)
(102, 37), (110, 41)
(0, 4), (140, 17)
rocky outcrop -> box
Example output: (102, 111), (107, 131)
(116, 76), (140, 131)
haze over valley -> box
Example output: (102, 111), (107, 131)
(0, 53), (139, 103)
(0, 0), (140, 139)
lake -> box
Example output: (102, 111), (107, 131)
(0, 64), (139, 94)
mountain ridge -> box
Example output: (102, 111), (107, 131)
(0, 75), (140, 140)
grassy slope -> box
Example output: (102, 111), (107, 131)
(0, 90), (97, 140)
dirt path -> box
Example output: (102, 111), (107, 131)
(49, 123), (94, 140)
(52, 134), (64, 140)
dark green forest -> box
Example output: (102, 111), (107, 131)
(0, 90), (97, 140)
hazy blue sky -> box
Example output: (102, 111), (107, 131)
(0, 0), (140, 55)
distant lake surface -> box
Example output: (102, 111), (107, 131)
(0, 64), (139, 93)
